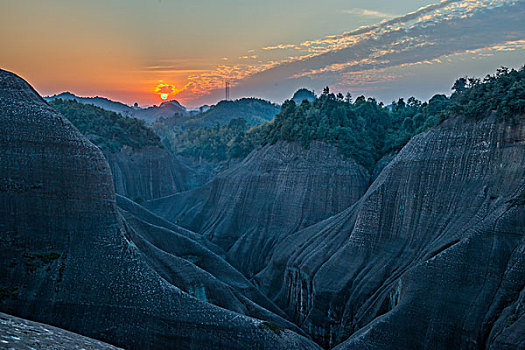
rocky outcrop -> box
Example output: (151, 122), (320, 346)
(0, 312), (122, 349)
(0, 69), (321, 350)
(146, 141), (370, 277)
(257, 113), (525, 348)
(105, 145), (196, 201)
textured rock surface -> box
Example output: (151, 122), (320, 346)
(116, 194), (306, 335)
(0, 69), (321, 350)
(0, 312), (122, 349)
(146, 141), (370, 277)
(257, 113), (525, 349)
(105, 145), (196, 201)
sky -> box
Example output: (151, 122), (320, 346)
(1, 0), (524, 107)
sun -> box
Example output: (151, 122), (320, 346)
(155, 83), (178, 101)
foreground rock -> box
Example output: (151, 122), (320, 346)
(257, 113), (525, 348)
(0, 69), (320, 350)
(146, 141), (370, 277)
(0, 312), (122, 349)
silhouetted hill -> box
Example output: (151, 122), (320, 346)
(45, 92), (134, 115)
(291, 88), (316, 104)
(46, 92), (187, 124)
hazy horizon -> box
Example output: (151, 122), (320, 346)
(2, 0), (524, 108)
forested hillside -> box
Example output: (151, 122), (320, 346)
(50, 99), (161, 152)
(161, 66), (524, 169)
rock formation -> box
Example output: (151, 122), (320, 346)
(0, 312), (122, 349)
(105, 145), (196, 201)
(256, 113), (525, 348)
(2, 67), (523, 350)
(0, 69), (321, 350)
(146, 141), (370, 277)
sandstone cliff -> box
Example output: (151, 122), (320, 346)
(0, 69), (321, 350)
(256, 113), (525, 348)
(105, 145), (196, 201)
(146, 141), (370, 277)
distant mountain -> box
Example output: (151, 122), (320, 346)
(132, 100), (186, 124)
(291, 88), (316, 104)
(187, 98), (279, 127)
(45, 92), (134, 115)
(45, 92), (187, 124)
(155, 97), (279, 130)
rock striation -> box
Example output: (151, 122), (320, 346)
(105, 145), (196, 201)
(0, 69), (321, 350)
(146, 141), (370, 277)
(256, 113), (525, 348)
(0, 312), (122, 349)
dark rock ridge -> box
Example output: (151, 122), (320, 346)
(0, 69), (321, 350)
(105, 145), (197, 201)
(256, 113), (525, 348)
(146, 141), (370, 277)
(0, 312), (122, 349)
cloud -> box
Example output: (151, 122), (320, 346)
(342, 8), (397, 18)
(262, 44), (299, 50)
(155, 84), (175, 94)
(175, 0), (525, 106)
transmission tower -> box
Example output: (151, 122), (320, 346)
(225, 81), (230, 101)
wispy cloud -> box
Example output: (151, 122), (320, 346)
(342, 8), (397, 18)
(262, 44), (299, 51)
(173, 0), (525, 105)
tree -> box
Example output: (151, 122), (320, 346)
(452, 77), (467, 94)
(345, 92), (352, 104)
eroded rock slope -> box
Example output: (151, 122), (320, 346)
(105, 145), (197, 201)
(146, 141), (370, 277)
(0, 69), (321, 350)
(256, 113), (525, 349)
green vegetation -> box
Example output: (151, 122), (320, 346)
(154, 91), (445, 167)
(157, 118), (258, 162)
(152, 98), (278, 161)
(449, 66), (525, 119)
(255, 89), (446, 169)
(50, 99), (162, 152)
(259, 321), (285, 336)
(192, 98), (279, 127)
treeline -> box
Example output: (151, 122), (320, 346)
(50, 99), (162, 152)
(449, 66), (524, 119)
(155, 91), (444, 169)
(159, 118), (257, 161)
(254, 89), (447, 169)
(159, 66), (523, 168)
(195, 98), (280, 127)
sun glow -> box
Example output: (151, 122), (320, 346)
(155, 83), (178, 101)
